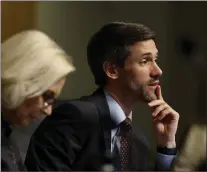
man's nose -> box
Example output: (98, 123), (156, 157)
(151, 62), (163, 77)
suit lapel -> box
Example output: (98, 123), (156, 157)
(128, 125), (150, 170)
(129, 127), (140, 170)
(88, 88), (116, 152)
(85, 88), (111, 153)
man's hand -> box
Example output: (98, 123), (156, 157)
(148, 86), (179, 148)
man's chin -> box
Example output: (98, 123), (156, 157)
(142, 93), (157, 103)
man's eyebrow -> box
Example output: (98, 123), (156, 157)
(141, 53), (151, 56)
(141, 52), (159, 57)
(140, 53), (151, 58)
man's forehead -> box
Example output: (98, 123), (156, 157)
(131, 39), (158, 55)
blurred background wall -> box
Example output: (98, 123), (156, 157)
(2, 1), (206, 163)
(1, 1), (37, 42)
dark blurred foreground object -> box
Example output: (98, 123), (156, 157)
(173, 122), (206, 171)
(84, 150), (115, 171)
(101, 151), (116, 172)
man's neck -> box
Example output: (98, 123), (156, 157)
(104, 86), (136, 116)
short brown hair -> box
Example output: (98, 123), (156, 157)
(87, 22), (155, 87)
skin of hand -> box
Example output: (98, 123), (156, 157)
(148, 86), (179, 148)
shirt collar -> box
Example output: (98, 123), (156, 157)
(104, 90), (132, 126)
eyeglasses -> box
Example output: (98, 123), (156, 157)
(42, 90), (56, 109)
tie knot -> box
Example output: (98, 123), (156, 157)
(120, 117), (132, 128)
(124, 117), (131, 125)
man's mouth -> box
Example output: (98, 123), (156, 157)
(148, 81), (160, 86)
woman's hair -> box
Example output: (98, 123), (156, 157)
(2, 30), (75, 109)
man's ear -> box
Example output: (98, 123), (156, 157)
(103, 61), (119, 80)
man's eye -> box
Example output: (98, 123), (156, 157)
(154, 58), (160, 64)
(140, 59), (148, 65)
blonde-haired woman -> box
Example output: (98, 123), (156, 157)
(1, 30), (75, 171)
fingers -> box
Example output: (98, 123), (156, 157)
(152, 103), (168, 117)
(148, 86), (163, 107)
(155, 85), (163, 100)
(153, 108), (170, 122)
(149, 98), (175, 121)
(149, 100), (169, 121)
(149, 86), (179, 122)
(148, 100), (164, 107)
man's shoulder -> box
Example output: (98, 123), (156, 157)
(33, 98), (100, 139)
(51, 88), (105, 123)
(46, 97), (98, 125)
(55, 98), (98, 119)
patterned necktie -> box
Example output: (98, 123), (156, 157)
(120, 117), (132, 171)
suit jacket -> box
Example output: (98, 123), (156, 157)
(25, 88), (152, 171)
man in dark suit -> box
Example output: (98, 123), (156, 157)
(25, 22), (179, 171)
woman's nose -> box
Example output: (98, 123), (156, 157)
(43, 105), (52, 116)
